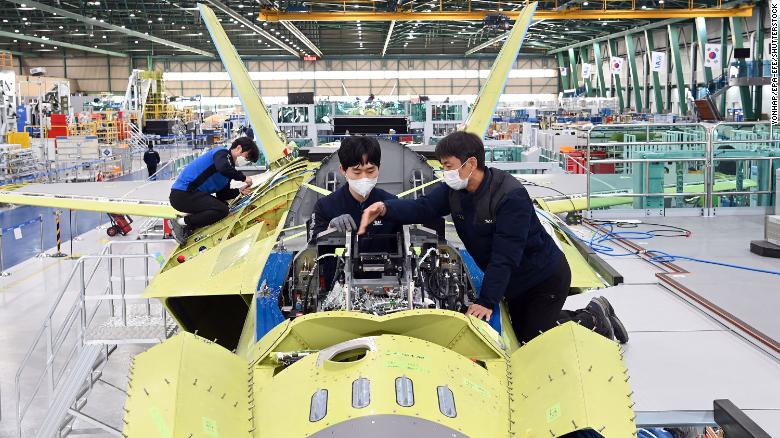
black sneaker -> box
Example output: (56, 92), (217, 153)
(584, 299), (615, 341)
(593, 296), (629, 344)
(170, 219), (190, 245)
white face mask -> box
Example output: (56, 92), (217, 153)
(442, 160), (473, 191)
(347, 176), (378, 198)
(235, 156), (249, 167)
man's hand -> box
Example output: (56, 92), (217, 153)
(357, 202), (386, 235)
(329, 214), (356, 232)
(239, 185), (252, 195)
(244, 176), (253, 186)
(465, 304), (493, 321)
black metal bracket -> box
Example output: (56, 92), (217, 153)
(714, 399), (772, 438)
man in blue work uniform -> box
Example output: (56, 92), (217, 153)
(358, 131), (628, 344)
(169, 137), (259, 244)
(310, 136), (400, 240)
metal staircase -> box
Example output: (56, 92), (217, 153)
(15, 240), (175, 438)
(121, 70), (153, 124)
(695, 60), (773, 117)
(126, 121), (148, 152)
(33, 345), (105, 438)
(694, 95), (722, 121)
(121, 70), (152, 152)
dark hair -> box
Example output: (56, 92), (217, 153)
(230, 136), (260, 163)
(337, 136), (381, 169)
(435, 131), (485, 169)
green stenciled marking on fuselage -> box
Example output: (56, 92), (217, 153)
(202, 416), (219, 437)
(383, 351), (432, 374)
(149, 405), (171, 438)
(463, 378), (490, 398)
(546, 403), (562, 423)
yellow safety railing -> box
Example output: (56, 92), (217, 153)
(67, 122), (98, 137)
(144, 103), (175, 120)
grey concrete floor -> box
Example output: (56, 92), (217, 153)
(567, 213), (780, 435)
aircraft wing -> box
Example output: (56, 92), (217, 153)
(0, 180), (178, 218)
(0, 170), (275, 219)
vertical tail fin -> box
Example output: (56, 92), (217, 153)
(463, 3), (538, 139)
(198, 3), (289, 163)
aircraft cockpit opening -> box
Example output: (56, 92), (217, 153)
(285, 226), (474, 317)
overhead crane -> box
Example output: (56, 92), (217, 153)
(259, 4), (753, 21)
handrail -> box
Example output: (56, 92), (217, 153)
(15, 240), (169, 438)
(583, 121), (778, 214)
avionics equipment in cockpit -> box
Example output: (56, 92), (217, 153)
(284, 225), (475, 317)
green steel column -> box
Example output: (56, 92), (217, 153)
(608, 39), (625, 113)
(593, 42), (607, 97)
(568, 47), (578, 90)
(667, 25), (689, 116)
(146, 55), (154, 70)
(729, 17), (755, 120)
(644, 29), (664, 113)
(580, 47), (594, 96)
(625, 35), (644, 112)
(753, 7), (765, 119)
(106, 56), (112, 93)
(719, 18), (729, 117)
(695, 18), (714, 84)
(556, 52), (566, 93)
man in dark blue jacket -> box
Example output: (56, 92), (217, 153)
(310, 136), (401, 291)
(310, 136), (400, 240)
(358, 131), (627, 344)
(169, 137), (259, 244)
(143, 145), (161, 179)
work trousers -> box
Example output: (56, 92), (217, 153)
(506, 255), (572, 344)
(506, 255), (600, 343)
(169, 188), (233, 230)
